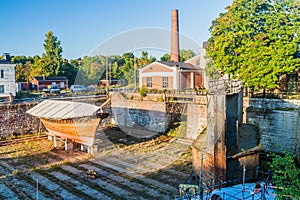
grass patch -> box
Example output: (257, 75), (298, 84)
(167, 121), (187, 138)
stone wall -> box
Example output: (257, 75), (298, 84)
(2, 95), (299, 159)
(0, 102), (43, 138)
(243, 98), (300, 156)
(191, 97), (300, 157)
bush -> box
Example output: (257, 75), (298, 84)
(157, 96), (164, 102)
(140, 85), (147, 98)
(269, 152), (300, 199)
(167, 122), (186, 138)
(169, 97), (175, 101)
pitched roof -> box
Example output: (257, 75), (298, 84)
(0, 60), (14, 65)
(26, 100), (100, 119)
(33, 76), (68, 81)
(158, 61), (201, 70)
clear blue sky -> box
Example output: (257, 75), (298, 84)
(0, 0), (233, 60)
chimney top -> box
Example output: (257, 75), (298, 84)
(3, 53), (10, 62)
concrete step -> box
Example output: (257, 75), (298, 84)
(90, 159), (177, 194)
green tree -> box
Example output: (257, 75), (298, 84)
(160, 50), (195, 62)
(30, 55), (43, 78)
(10, 55), (27, 64)
(121, 55), (134, 84)
(106, 55), (123, 79)
(160, 53), (170, 61)
(206, 0), (300, 91)
(205, 60), (222, 80)
(10, 56), (33, 81)
(137, 51), (156, 66)
(58, 59), (78, 85)
(15, 61), (33, 82)
(111, 61), (122, 79)
(269, 152), (300, 199)
(122, 52), (134, 60)
(180, 49), (195, 62)
(80, 55), (106, 85)
(70, 58), (82, 73)
(41, 31), (63, 76)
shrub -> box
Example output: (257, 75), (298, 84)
(140, 85), (147, 98)
(157, 96), (164, 102)
(269, 152), (300, 199)
(169, 97), (175, 101)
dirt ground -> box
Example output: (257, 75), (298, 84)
(102, 126), (145, 144)
(0, 127), (192, 200)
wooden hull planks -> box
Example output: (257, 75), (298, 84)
(40, 117), (101, 146)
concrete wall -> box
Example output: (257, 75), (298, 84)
(186, 103), (206, 139)
(0, 102), (43, 138)
(244, 98), (300, 156)
(191, 97), (299, 157)
(205, 94), (227, 179)
(111, 92), (177, 133)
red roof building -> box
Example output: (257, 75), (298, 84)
(31, 76), (68, 90)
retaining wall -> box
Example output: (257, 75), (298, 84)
(110, 93), (179, 133)
(0, 102), (42, 138)
(186, 100), (206, 139)
(2, 96), (300, 158)
(243, 98), (300, 155)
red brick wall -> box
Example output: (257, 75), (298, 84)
(141, 63), (173, 73)
(141, 76), (173, 89)
(194, 72), (204, 88)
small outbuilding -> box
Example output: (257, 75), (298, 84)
(31, 76), (68, 90)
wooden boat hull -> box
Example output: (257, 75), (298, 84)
(40, 118), (101, 146)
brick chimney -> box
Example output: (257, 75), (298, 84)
(3, 53), (10, 62)
(170, 9), (180, 62)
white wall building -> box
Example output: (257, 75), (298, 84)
(0, 53), (16, 98)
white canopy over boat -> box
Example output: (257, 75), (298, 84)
(26, 100), (100, 119)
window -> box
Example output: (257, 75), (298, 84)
(162, 76), (168, 88)
(60, 82), (65, 88)
(146, 77), (152, 88)
(0, 70), (4, 78)
(0, 85), (4, 93)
